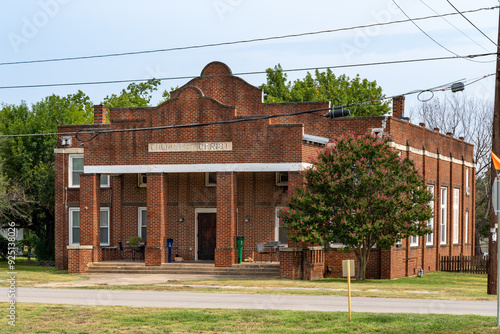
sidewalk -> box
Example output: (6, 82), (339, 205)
(2, 287), (495, 316)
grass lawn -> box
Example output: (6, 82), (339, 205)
(0, 258), (87, 286)
(1, 303), (498, 334)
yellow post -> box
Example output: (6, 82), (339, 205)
(347, 260), (352, 321)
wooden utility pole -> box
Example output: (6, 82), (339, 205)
(488, 7), (500, 296)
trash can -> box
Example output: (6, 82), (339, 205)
(236, 236), (244, 264)
(167, 238), (174, 263)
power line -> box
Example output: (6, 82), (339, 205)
(0, 6), (497, 67)
(418, 0), (492, 53)
(446, 0), (498, 48)
(0, 52), (495, 90)
(0, 73), (492, 140)
(392, 0), (478, 61)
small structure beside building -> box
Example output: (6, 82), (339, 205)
(54, 61), (474, 279)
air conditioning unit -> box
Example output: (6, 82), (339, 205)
(61, 136), (72, 146)
(275, 172), (288, 187)
(138, 174), (147, 187)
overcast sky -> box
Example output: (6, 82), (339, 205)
(0, 0), (498, 113)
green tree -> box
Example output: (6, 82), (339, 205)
(103, 79), (162, 108)
(0, 92), (93, 260)
(279, 133), (433, 280)
(260, 64), (390, 117)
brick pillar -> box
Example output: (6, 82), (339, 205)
(72, 173), (101, 273)
(93, 105), (107, 125)
(215, 172), (237, 267)
(54, 153), (67, 269)
(145, 173), (166, 266)
(392, 96), (405, 118)
(111, 175), (123, 252)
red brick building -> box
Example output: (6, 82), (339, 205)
(54, 61), (475, 278)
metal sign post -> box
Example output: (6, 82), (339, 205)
(492, 177), (500, 326)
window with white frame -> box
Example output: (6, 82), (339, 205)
(275, 207), (289, 246)
(465, 211), (469, 243)
(69, 154), (84, 188)
(465, 167), (470, 196)
(205, 172), (217, 187)
(453, 188), (459, 244)
(410, 232), (419, 247)
(69, 208), (80, 245)
(138, 207), (147, 242)
(100, 208), (110, 246)
(69, 207), (110, 246)
(440, 187), (448, 244)
(426, 185), (435, 245)
(68, 154), (109, 188)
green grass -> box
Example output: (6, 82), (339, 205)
(0, 258), (87, 286)
(1, 303), (499, 334)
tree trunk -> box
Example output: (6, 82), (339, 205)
(476, 195), (490, 256)
(355, 246), (372, 280)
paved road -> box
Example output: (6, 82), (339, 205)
(1, 288), (495, 316)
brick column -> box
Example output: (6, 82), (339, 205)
(215, 172), (237, 267)
(54, 153), (67, 269)
(72, 173), (101, 273)
(145, 173), (166, 266)
(111, 175), (123, 252)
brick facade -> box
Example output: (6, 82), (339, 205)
(54, 61), (474, 279)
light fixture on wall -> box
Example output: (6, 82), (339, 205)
(245, 215), (250, 223)
(179, 215), (184, 222)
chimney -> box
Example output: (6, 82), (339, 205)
(392, 95), (405, 119)
(94, 105), (107, 125)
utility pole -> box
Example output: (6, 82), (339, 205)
(488, 6), (500, 296)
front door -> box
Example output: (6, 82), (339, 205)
(198, 213), (216, 260)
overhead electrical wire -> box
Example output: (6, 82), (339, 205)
(0, 52), (495, 90)
(445, 0), (499, 48)
(0, 6), (497, 67)
(391, 0), (491, 63)
(418, 0), (492, 53)
(0, 73), (492, 140)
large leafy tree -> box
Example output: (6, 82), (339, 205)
(0, 92), (93, 259)
(103, 79), (162, 108)
(279, 133), (433, 280)
(260, 64), (390, 117)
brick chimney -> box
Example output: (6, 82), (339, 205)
(94, 105), (107, 125)
(392, 95), (405, 119)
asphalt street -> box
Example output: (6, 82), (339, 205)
(1, 287), (495, 316)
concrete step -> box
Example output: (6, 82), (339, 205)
(86, 261), (280, 277)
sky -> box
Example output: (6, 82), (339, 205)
(0, 0), (498, 114)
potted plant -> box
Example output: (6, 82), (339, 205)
(128, 236), (142, 245)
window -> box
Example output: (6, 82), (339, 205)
(465, 167), (470, 196)
(410, 233), (419, 247)
(205, 172), (217, 187)
(275, 207), (288, 246)
(426, 185), (435, 245)
(138, 174), (147, 187)
(100, 208), (110, 246)
(276, 172), (288, 186)
(69, 154), (84, 187)
(138, 207), (147, 243)
(68, 154), (109, 188)
(465, 211), (469, 244)
(440, 187), (448, 244)
(69, 208), (110, 246)
(453, 188), (459, 244)
(69, 208), (80, 245)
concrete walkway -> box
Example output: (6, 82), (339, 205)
(1, 287), (495, 316)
